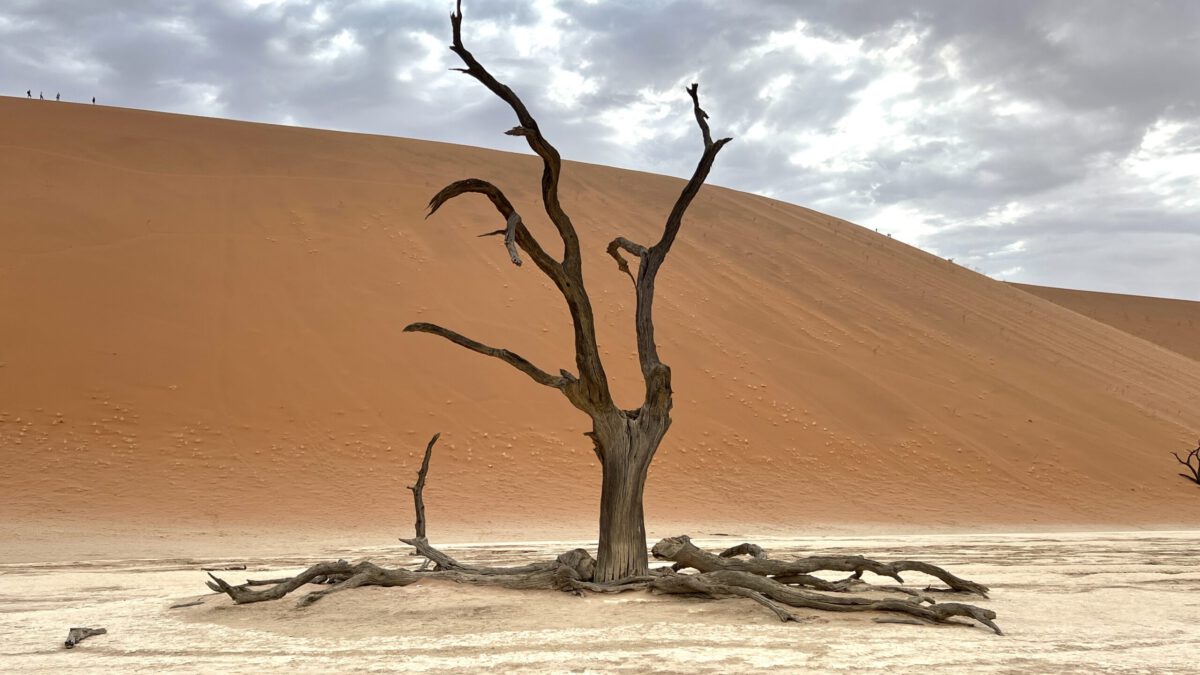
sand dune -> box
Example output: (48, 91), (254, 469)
(1011, 283), (1200, 362)
(1, 96), (1199, 540)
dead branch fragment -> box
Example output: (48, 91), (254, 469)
(169, 600), (205, 609)
(1172, 440), (1200, 484)
(409, 432), (440, 540)
(653, 535), (989, 597)
(64, 627), (106, 649)
(606, 237), (647, 285)
(719, 542), (769, 560)
(403, 322), (570, 389)
(200, 564), (246, 571)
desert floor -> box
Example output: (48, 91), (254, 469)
(3, 530), (1197, 673)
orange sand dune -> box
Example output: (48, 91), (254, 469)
(2, 96), (1199, 539)
(1012, 283), (1200, 362)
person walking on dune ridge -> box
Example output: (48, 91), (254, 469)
(39, 91), (43, 100)
(55, 93), (60, 101)
(26, 89), (31, 98)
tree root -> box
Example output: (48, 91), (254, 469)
(652, 535), (990, 597)
(204, 434), (1001, 635)
(205, 537), (1001, 635)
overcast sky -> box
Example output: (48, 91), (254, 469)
(3, 1), (1197, 300)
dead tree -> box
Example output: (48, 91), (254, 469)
(405, 0), (730, 581)
(1173, 439), (1200, 485)
(201, 2), (1004, 637)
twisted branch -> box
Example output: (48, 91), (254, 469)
(428, 178), (562, 280)
(1172, 440), (1200, 484)
(653, 535), (989, 597)
(605, 236), (648, 285)
(624, 83), (733, 411)
(430, 2), (613, 410)
(403, 322), (571, 389)
(448, 0), (578, 266)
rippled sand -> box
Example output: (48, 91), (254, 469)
(2, 531), (1197, 673)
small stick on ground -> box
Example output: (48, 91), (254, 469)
(64, 627), (106, 649)
(201, 564), (247, 571)
(169, 600), (205, 609)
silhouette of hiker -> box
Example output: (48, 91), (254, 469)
(26, 89), (31, 98)
(56, 93), (60, 101)
(92, 97), (96, 104)
(39, 92), (44, 100)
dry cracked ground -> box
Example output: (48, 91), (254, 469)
(2, 531), (1198, 673)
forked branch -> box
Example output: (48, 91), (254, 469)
(447, 0), (579, 266)
(606, 237), (648, 285)
(403, 322), (571, 389)
(430, 2), (613, 411)
(428, 178), (562, 279)
(624, 82), (732, 405)
(1173, 440), (1200, 484)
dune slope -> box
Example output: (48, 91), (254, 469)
(1012, 283), (1200, 362)
(2, 97), (1199, 538)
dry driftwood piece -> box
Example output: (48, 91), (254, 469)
(64, 627), (106, 649)
(201, 564), (246, 571)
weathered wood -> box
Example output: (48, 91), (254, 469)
(200, 564), (246, 571)
(64, 627), (106, 648)
(169, 599), (205, 609)
(653, 535), (989, 597)
(409, 433), (440, 540)
(662, 570), (1001, 635)
(1172, 440), (1200, 484)
(403, 323), (569, 389)
(719, 543), (769, 560)
(429, 178), (561, 279)
(203, 446), (1000, 634)
(674, 541), (769, 572)
(208, 548), (599, 608)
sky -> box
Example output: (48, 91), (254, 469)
(2, 0), (1198, 300)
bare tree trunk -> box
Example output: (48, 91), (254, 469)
(596, 455), (648, 581)
(591, 414), (668, 581)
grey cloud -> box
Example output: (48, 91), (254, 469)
(1, 0), (1197, 299)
